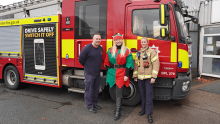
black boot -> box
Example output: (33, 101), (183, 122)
(114, 98), (121, 120)
(148, 114), (153, 123)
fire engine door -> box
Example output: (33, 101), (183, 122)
(74, 0), (107, 69)
(125, 4), (178, 78)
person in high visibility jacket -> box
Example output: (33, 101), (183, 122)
(133, 37), (160, 123)
(104, 33), (134, 121)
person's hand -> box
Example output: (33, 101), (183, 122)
(150, 78), (155, 84)
(134, 78), (137, 82)
(124, 76), (128, 81)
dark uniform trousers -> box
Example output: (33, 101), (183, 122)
(84, 73), (100, 109)
(138, 79), (153, 114)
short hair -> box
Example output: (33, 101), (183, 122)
(94, 32), (101, 36)
(141, 37), (149, 43)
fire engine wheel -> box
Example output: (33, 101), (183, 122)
(4, 65), (22, 90)
(109, 78), (141, 107)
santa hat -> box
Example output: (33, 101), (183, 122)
(113, 33), (123, 41)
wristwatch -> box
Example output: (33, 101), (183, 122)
(151, 77), (156, 79)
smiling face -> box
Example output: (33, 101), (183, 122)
(141, 38), (149, 48)
(92, 34), (101, 47)
(114, 39), (123, 46)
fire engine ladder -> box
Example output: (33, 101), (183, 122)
(0, 0), (62, 17)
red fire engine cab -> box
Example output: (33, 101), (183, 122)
(0, 0), (198, 106)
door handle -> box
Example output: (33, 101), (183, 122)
(78, 43), (81, 56)
(77, 41), (82, 57)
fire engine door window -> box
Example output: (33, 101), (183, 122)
(85, 5), (100, 38)
(75, 0), (107, 39)
(175, 6), (189, 44)
(132, 9), (169, 40)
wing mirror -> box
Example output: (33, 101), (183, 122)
(159, 4), (169, 26)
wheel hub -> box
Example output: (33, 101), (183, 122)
(6, 70), (16, 86)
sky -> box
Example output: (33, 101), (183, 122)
(1, 0), (23, 6)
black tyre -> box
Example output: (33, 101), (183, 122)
(109, 75), (141, 107)
(4, 65), (22, 90)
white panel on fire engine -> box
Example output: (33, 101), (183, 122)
(211, 0), (220, 23)
(0, 25), (21, 57)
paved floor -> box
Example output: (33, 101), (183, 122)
(0, 79), (220, 124)
(122, 79), (220, 124)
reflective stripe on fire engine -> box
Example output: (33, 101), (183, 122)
(171, 42), (177, 62)
(56, 23), (60, 86)
(20, 25), (22, 58)
(133, 71), (138, 75)
(152, 70), (158, 74)
(137, 36), (156, 40)
(151, 56), (158, 62)
(178, 49), (189, 69)
(0, 15), (59, 26)
(24, 78), (56, 84)
(0, 51), (21, 57)
(106, 39), (113, 52)
(24, 74), (58, 84)
(62, 39), (75, 59)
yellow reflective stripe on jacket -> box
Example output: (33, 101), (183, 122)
(138, 75), (152, 78)
(144, 75), (152, 78)
(135, 60), (138, 64)
(152, 70), (158, 74)
(133, 71), (138, 74)
(151, 56), (158, 62)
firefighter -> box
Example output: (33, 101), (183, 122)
(79, 33), (103, 113)
(133, 37), (160, 123)
(104, 33), (134, 120)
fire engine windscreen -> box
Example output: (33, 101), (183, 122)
(132, 9), (169, 39)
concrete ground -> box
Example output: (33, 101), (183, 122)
(123, 79), (220, 124)
(0, 78), (220, 124)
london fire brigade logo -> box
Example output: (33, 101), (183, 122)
(150, 44), (160, 56)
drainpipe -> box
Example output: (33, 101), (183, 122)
(197, 24), (200, 77)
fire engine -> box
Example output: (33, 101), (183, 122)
(0, 0), (198, 106)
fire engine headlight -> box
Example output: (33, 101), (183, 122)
(182, 81), (190, 91)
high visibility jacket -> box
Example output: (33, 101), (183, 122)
(133, 47), (160, 79)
